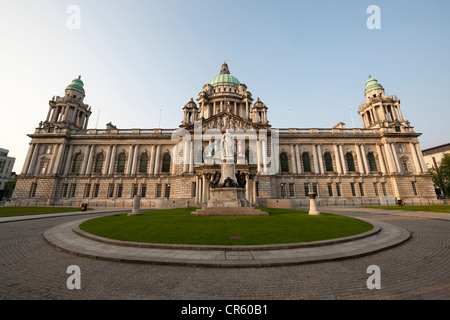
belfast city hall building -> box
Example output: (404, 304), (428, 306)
(11, 62), (438, 208)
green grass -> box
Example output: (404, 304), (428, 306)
(364, 205), (450, 213)
(0, 206), (84, 217)
(79, 207), (373, 246)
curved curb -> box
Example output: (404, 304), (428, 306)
(43, 217), (410, 268)
(72, 222), (381, 251)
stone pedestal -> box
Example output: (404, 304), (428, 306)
(128, 195), (142, 216)
(208, 187), (245, 208)
(308, 192), (320, 215)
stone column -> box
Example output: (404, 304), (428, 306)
(317, 144), (324, 174)
(149, 145), (156, 175)
(390, 143), (401, 173)
(355, 144), (365, 174)
(27, 143), (40, 175)
(339, 144), (347, 174)
(334, 144), (342, 174)
(256, 138), (261, 174)
(80, 145), (91, 175)
(85, 145), (95, 175)
(202, 174), (207, 205)
(48, 144), (60, 174)
(108, 144), (117, 175)
(103, 145), (112, 174)
(312, 144), (320, 174)
(63, 145), (74, 176)
(384, 143), (397, 173)
(22, 143), (35, 174)
(154, 144), (161, 176)
(183, 140), (190, 173)
(126, 145), (134, 175)
(261, 139), (268, 174)
(189, 140), (194, 173)
(53, 143), (66, 175)
(172, 144), (178, 175)
(375, 144), (387, 174)
(360, 144), (369, 174)
(295, 145), (302, 174)
(415, 143), (427, 173)
(131, 144), (139, 175)
(290, 145), (297, 174)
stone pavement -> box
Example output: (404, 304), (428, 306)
(41, 208), (410, 268)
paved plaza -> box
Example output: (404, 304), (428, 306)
(0, 207), (449, 300)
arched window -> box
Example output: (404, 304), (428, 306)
(302, 152), (311, 172)
(71, 153), (83, 173)
(162, 153), (171, 173)
(280, 152), (289, 172)
(324, 152), (333, 172)
(93, 154), (104, 173)
(346, 152), (356, 172)
(139, 153), (149, 173)
(368, 152), (377, 172)
(116, 153), (126, 173)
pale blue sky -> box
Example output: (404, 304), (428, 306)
(1, 0), (449, 171)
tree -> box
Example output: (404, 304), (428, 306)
(428, 154), (450, 197)
(5, 175), (17, 200)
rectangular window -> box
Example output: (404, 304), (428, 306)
(141, 184), (147, 198)
(350, 183), (356, 197)
(156, 184), (162, 198)
(62, 184), (68, 198)
(312, 184), (318, 196)
(165, 184), (171, 198)
(289, 183), (295, 198)
(192, 182), (196, 198)
(84, 184), (91, 198)
(255, 182), (260, 197)
(327, 183), (333, 197)
(336, 183), (341, 197)
(412, 182), (418, 196)
(69, 184), (77, 198)
(373, 183), (379, 197)
(132, 184), (138, 197)
(30, 183), (37, 198)
(108, 184), (114, 198)
(381, 182), (387, 196)
(117, 184), (123, 198)
(359, 183), (365, 197)
(280, 183), (286, 199)
(93, 184), (100, 198)
(304, 184), (309, 197)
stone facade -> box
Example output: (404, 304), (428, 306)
(10, 64), (439, 208)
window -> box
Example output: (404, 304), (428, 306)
(84, 184), (91, 198)
(165, 184), (171, 198)
(394, 126), (401, 132)
(304, 184), (310, 197)
(350, 183), (356, 197)
(368, 153), (377, 172)
(359, 183), (365, 197)
(30, 183), (37, 198)
(324, 152), (333, 172)
(62, 184), (69, 198)
(398, 144), (404, 153)
(108, 184), (114, 198)
(93, 184), (100, 198)
(289, 183), (295, 198)
(381, 182), (387, 196)
(162, 153), (171, 173)
(69, 184), (77, 198)
(156, 184), (162, 198)
(328, 183), (333, 197)
(117, 184), (123, 198)
(336, 183), (341, 197)
(346, 152), (356, 172)
(192, 182), (196, 198)
(141, 184), (147, 198)
(280, 183), (287, 198)
(302, 152), (311, 172)
(39, 159), (49, 175)
(312, 184), (318, 195)
(139, 153), (149, 173)
(94, 154), (104, 173)
(71, 153), (83, 173)
(255, 182), (260, 197)
(132, 184), (138, 197)
(412, 182), (418, 196)
(280, 152), (289, 172)
(116, 153), (126, 173)
(401, 160), (409, 173)
(373, 183), (379, 197)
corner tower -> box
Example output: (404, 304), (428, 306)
(41, 76), (92, 132)
(358, 75), (406, 130)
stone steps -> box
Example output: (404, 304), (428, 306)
(191, 206), (268, 216)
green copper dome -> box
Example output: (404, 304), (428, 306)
(66, 76), (85, 94)
(364, 75), (383, 94)
(210, 62), (240, 86)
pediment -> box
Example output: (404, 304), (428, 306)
(184, 111), (269, 132)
